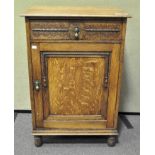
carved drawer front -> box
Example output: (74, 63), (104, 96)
(30, 20), (70, 40)
(80, 21), (122, 41)
(30, 20), (122, 41)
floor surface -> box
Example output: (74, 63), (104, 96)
(14, 114), (140, 155)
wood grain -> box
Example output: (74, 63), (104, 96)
(24, 10), (128, 138)
(48, 57), (105, 115)
(39, 42), (114, 52)
(31, 43), (43, 127)
(113, 19), (127, 128)
(46, 115), (103, 120)
(106, 44), (121, 128)
(25, 18), (36, 129)
(32, 129), (118, 136)
(21, 6), (130, 18)
(43, 120), (107, 129)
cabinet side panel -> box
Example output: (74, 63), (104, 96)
(106, 44), (121, 128)
(25, 18), (36, 129)
(113, 19), (127, 128)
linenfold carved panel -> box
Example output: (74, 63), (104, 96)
(41, 52), (111, 115)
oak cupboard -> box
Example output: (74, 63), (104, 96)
(22, 7), (130, 147)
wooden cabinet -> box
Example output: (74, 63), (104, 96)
(22, 7), (130, 147)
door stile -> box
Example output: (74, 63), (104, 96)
(40, 52), (50, 120)
(31, 43), (43, 127)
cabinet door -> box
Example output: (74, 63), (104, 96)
(31, 43), (120, 129)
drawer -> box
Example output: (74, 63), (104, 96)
(30, 20), (122, 41)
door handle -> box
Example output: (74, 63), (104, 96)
(34, 80), (40, 91)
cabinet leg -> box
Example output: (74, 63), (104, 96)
(34, 136), (43, 147)
(107, 136), (117, 147)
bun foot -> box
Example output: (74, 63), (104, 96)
(34, 136), (43, 147)
(107, 136), (117, 147)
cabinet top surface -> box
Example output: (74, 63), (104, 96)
(21, 6), (130, 18)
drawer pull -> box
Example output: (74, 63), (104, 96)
(32, 28), (69, 32)
(74, 27), (80, 39)
(85, 28), (120, 32)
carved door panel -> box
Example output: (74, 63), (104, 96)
(31, 43), (120, 129)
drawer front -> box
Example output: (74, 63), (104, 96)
(30, 20), (70, 40)
(80, 21), (122, 41)
(30, 20), (122, 41)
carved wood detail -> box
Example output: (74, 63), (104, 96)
(30, 20), (122, 41)
(30, 21), (70, 40)
(82, 22), (121, 41)
(85, 28), (120, 32)
(32, 28), (69, 32)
